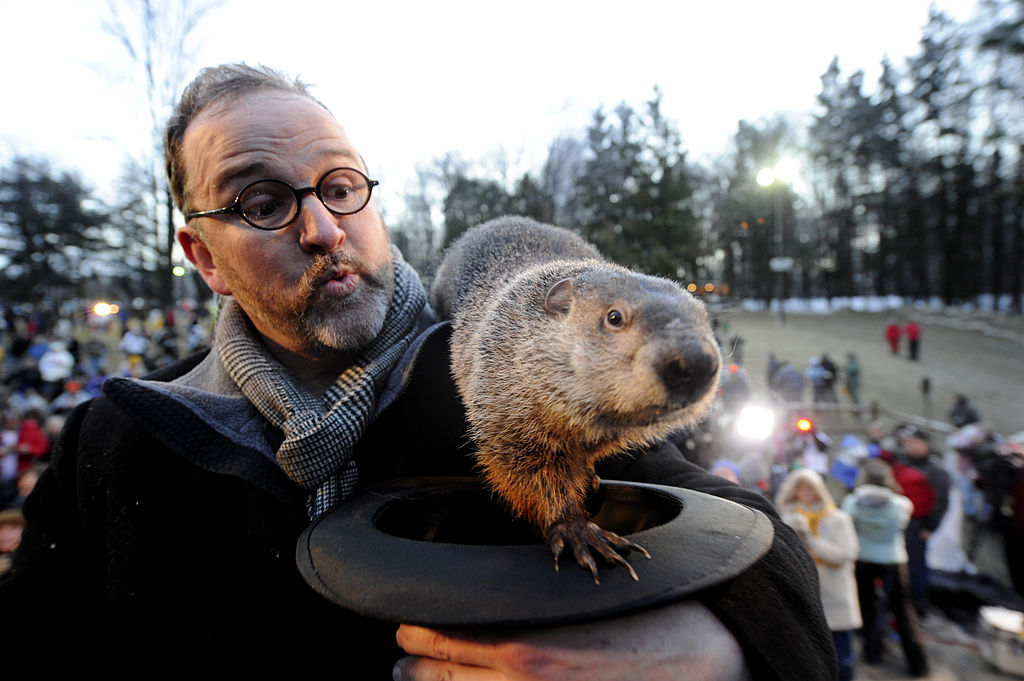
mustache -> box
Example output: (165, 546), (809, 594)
(302, 251), (372, 289)
(297, 249), (394, 302)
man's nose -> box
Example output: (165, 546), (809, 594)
(296, 192), (345, 253)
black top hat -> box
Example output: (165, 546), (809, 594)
(296, 477), (773, 627)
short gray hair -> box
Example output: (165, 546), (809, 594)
(164, 63), (326, 213)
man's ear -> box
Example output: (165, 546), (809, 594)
(178, 227), (232, 296)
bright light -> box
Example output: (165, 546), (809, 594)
(736, 405), (776, 440)
(172, 265), (186, 277)
(796, 418), (814, 432)
(93, 302), (113, 317)
(775, 159), (800, 183)
(757, 160), (800, 187)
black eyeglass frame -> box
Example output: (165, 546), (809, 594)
(184, 166), (380, 231)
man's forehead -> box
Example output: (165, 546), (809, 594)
(206, 89), (327, 117)
(196, 91), (352, 147)
(184, 91), (365, 188)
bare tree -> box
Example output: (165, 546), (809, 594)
(102, 0), (219, 305)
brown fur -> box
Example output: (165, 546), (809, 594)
(431, 216), (721, 551)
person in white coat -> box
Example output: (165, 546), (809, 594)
(37, 341), (75, 399)
(778, 467), (862, 681)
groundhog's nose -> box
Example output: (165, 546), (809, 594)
(659, 338), (721, 406)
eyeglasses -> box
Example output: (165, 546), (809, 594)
(185, 167), (379, 230)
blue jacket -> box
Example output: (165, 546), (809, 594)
(842, 484), (913, 564)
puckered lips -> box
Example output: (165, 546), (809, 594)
(317, 267), (361, 297)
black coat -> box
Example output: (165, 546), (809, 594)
(1, 323), (835, 680)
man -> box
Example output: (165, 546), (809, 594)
(768, 357), (805, 404)
(807, 357), (828, 404)
(844, 352), (861, 406)
(905, 319), (921, 361)
(899, 427), (951, 615)
(819, 354), (838, 403)
(0, 64), (835, 679)
(949, 394), (980, 428)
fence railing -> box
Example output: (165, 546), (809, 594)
(779, 400), (958, 436)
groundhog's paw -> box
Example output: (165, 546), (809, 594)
(547, 517), (650, 585)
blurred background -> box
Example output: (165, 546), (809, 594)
(2, 0), (1019, 318)
(2, 5), (1024, 676)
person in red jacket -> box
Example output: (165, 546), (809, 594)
(905, 320), (921, 361)
(13, 410), (50, 475)
(885, 322), (901, 355)
(877, 447), (934, 509)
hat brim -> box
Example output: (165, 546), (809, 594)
(296, 476), (773, 627)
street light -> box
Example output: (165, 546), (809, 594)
(758, 161), (797, 324)
(756, 167), (777, 188)
(758, 160), (799, 188)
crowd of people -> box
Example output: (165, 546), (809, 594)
(707, 410), (1024, 680)
(0, 303), (214, 573)
(766, 351), (863, 408)
(683, 316), (1022, 679)
(0, 62), (842, 678)
(3, 58), (1019, 679)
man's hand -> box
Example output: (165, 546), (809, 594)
(393, 599), (750, 681)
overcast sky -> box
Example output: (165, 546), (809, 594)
(0, 0), (979, 216)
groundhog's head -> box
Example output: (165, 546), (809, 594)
(544, 266), (721, 437)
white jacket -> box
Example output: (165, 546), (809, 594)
(777, 468), (863, 632)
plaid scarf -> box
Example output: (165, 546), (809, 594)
(216, 252), (426, 518)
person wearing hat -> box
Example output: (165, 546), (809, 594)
(0, 63), (836, 680)
(710, 459), (742, 484)
(48, 379), (91, 415)
(898, 427), (951, 616)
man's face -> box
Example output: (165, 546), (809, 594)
(902, 435), (930, 457)
(178, 92), (394, 358)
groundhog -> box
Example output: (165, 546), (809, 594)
(430, 216), (721, 583)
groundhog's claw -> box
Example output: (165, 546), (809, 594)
(546, 518), (649, 585)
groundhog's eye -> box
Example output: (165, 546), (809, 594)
(606, 309), (625, 328)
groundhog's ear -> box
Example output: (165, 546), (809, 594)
(544, 278), (575, 315)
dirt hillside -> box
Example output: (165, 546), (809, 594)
(712, 308), (1024, 439)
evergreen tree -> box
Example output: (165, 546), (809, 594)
(575, 89), (701, 280)
(0, 157), (110, 300)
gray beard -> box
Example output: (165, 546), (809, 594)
(301, 258), (395, 351)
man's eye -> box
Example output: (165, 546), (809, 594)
(323, 184), (353, 201)
(250, 198), (286, 218)
(241, 192), (289, 219)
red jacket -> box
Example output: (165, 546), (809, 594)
(880, 449), (935, 518)
(15, 419), (50, 472)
